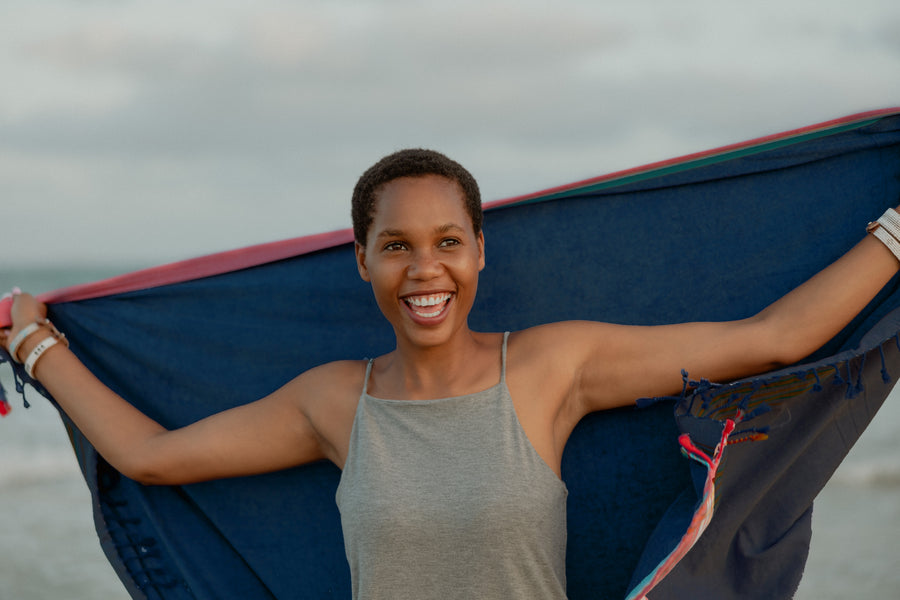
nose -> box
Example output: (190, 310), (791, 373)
(407, 248), (443, 280)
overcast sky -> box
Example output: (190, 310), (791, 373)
(3, 0), (900, 268)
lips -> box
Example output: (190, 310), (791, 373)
(402, 292), (453, 319)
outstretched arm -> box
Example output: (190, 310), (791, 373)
(534, 210), (900, 420)
(0, 293), (342, 485)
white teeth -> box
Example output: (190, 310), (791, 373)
(404, 293), (452, 317)
(405, 293), (451, 307)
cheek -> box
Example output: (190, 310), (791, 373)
(366, 265), (402, 308)
(448, 256), (482, 289)
(367, 282), (395, 320)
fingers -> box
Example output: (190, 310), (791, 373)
(0, 293), (14, 329)
(0, 287), (22, 301)
(1, 290), (45, 330)
(0, 327), (9, 353)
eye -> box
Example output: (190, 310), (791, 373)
(383, 241), (407, 252)
(438, 238), (461, 248)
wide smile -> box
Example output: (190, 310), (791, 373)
(401, 292), (454, 320)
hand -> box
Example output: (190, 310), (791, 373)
(0, 292), (48, 356)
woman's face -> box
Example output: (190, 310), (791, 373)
(355, 174), (485, 348)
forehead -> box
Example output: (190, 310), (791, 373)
(371, 175), (471, 229)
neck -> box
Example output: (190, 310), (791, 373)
(379, 326), (496, 399)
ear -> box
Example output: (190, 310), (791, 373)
(476, 231), (485, 272)
(355, 242), (371, 282)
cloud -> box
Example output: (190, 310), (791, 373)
(2, 0), (899, 266)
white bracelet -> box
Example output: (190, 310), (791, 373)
(8, 322), (42, 363)
(870, 225), (900, 262)
(24, 336), (59, 379)
(879, 208), (900, 238)
(7, 318), (68, 364)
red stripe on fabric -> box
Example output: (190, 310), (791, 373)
(483, 107), (900, 210)
(0, 229), (354, 327)
(40, 228), (356, 304)
(0, 297), (12, 329)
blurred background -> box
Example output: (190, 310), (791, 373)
(4, 0), (900, 268)
(2, 1), (899, 598)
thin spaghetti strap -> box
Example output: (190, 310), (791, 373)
(362, 358), (375, 396)
(501, 331), (509, 383)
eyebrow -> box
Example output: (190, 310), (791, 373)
(375, 223), (466, 240)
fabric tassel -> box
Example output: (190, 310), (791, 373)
(0, 350), (11, 416)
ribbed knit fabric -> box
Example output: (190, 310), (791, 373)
(336, 332), (569, 600)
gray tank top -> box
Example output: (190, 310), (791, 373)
(336, 332), (568, 600)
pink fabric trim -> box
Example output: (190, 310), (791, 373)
(624, 419), (736, 600)
(0, 229), (353, 327)
(484, 107), (900, 210)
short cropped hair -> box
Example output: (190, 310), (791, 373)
(351, 148), (482, 245)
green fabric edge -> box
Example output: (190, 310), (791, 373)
(507, 118), (881, 206)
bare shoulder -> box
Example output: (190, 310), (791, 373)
(284, 359), (367, 412)
(505, 322), (610, 403)
(509, 320), (618, 364)
(506, 321), (625, 411)
(295, 359), (368, 390)
(279, 359), (367, 467)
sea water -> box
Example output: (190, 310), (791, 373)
(1, 268), (899, 599)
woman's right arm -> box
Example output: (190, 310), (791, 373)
(2, 293), (333, 486)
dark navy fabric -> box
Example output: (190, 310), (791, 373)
(632, 307), (900, 598)
(2, 113), (900, 599)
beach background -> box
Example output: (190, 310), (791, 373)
(3, 0), (900, 597)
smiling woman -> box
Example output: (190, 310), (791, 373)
(3, 122), (900, 599)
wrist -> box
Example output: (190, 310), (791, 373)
(17, 328), (55, 360)
(8, 321), (45, 362)
(867, 207), (900, 265)
(12, 319), (70, 378)
(23, 334), (65, 379)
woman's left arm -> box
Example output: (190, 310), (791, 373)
(554, 211), (900, 417)
(751, 223), (899, 362)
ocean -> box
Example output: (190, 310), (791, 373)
(1, 267), (899, 599)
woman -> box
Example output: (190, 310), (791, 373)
(2, 148), (899, 599)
